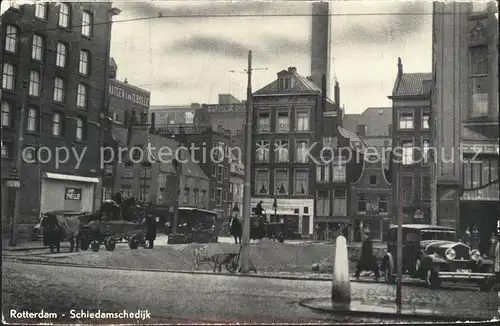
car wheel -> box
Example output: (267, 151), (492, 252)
(129, 235), (139, 249)
(424, 267), (441, 289)
(384, 262), (395, 284)
(105, 237), (116, 251)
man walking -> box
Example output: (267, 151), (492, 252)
(229, 214), (242, 244)
(354, 228), (380, 280)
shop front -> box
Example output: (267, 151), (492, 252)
(40, 173), (100, 214)
(351, 215), (390, 243)
(250, 198), (314, 238)
(314, 217), (349, 242)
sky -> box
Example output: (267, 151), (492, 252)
(106, 0), (434, 114)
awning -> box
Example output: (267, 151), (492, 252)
(44, 172), (100, 183)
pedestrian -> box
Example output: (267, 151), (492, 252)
(354, 228), (380, 280)
(463, 227), (471, 246)
(229, 214), (242, 244)
(144, 215), (157, 249)
(255, 201), (265, 218)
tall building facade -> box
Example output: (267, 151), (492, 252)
(388, 59), (433, 225)
(1, 3), (117, 230)
(251, 67), (346, 239)
(432, 1), (499, 254)
(343, 107), (393, 242)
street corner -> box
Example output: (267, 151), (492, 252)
(298, 297), (493, 322)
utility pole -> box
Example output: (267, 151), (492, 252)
(8, 78), (28, 246)
(396, 159), (403, 315)
(229, 51), (266, 273)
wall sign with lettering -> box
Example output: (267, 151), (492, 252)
(65, 188), (82, 201)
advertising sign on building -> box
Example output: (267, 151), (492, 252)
(108, 80), (150, 108)
(65, 188), (82, 201)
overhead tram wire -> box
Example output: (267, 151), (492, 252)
(6, 11), (439, 37)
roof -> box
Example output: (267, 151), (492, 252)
(462, 125), (493, 141)
(392, 73), (432, 97)
(176, 147), (210, 180)
(388, 224), (456, 231)
(344, 107), (392, 137)
(253, 69), (322, 96)
(337, 126), (368, 150)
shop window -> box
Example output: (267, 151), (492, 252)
(358, 193), (367, 213)
(333, 189), (346, 216)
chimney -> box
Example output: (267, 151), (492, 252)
(124, 78), (128, 84)
(334, 80), (340, 109)
(288, 67), (297, 73)
(397, 57), (403, 77)
(150, 113), (156, 133)
(310, 1), (331, 90)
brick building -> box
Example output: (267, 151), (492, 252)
(432, 1), (498, 253)
(251, 67), (348, 239)
(388, 59), (432, 224)
(1, 3), (117, 228)
(156, 125), (232, 220)
(343, 107), (393, 242)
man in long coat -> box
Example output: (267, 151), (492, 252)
(354, 229), (380, 280)
(229, 215), (242, 244)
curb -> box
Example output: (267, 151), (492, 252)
(299, 298), (492, 322)
(4, 256), (422, 285)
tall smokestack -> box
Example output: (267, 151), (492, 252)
(310, 2), (331, 92)
(334, 80), (340, 109)
(150, 113), (156, 133)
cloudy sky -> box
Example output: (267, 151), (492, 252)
(110, 0), (433, 114)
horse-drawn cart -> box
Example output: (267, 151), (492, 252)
(79, 220), (148, 252)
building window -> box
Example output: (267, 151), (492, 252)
(104, 165), (114, 176)
(471, 77), (488, 117)
(211, 188), (215, 201)
(332, 163), (346, 182)
(82, 11), (93, 37)
(274, 169), (289, 195)
(316, 190), (330, 216)
(255, 169), (269, 195)
(53, 78), (65, 102)
(2, 63), (15, 90)
(279, 76), (291, 90)
(192, 189), (199, 206)
(77, 84), (87, 109)
(35, 2), (47, 19)
(402, 140), (413, 165)
(294, 169), (308, 195)
(217, 164), (223, 183)
(402, 176), (414, 203)
(295, 140), (309, 163)
(224, 166), (229, 179)
(316, 165), (329, 183)
(79, 50), (90, 75)
(52, 112), (63, 137)
(28, 71), (40, 97)
(469, 45), (489, 76)
(356, 124), (367, 136)
(295, 109), (309, 131)
(333, 189), (347, 216)
(276, 111), (290, 132)
(32, 34), (44, 61)
(323, 136), (337, 149)
(274, 140), (289, 163)
(27, 108), (37, 132)
(1, 141), (13, 158)
(76, 116), (85, 141)
(56, 43), (67, 68)
(358, 193), (367, 213)
(212, 164), (216, 177)
(58, 3), (70, 28)
(255, 140), (270, 162)
(5, 25), (18, 53)
(1, 102), (11, 127)
(379, 196), (388, 213)
(369, 175), (377, 185)
(121, 185), (132, 198)
(24, 147), (37, 162)
(398, 112), (413, 129)
(257, 111), (270, 133)
(183, 188), (190, 204)
(216, 188), (223, 206)
(421, 174), (431, 201)
(422, 139), (430, 164)
(201, 190), (207, 208)
(422, 112), (430, 129)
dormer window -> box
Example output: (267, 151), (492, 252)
(279, 76), (291, 90)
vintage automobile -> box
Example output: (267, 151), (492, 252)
(381, 224), (495, 291)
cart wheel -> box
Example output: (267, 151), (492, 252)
(129, 235), (139, 249)
(80, 239), (89, 251)
(105, 237), (116, 251)
(91, 241), (100, 252)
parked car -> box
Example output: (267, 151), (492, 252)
(381, 224), (495, 291)
(31, 210), (88, 241)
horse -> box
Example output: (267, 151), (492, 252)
(41, 212), (92, 253)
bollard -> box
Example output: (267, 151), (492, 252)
(331, 235), (351, 310)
